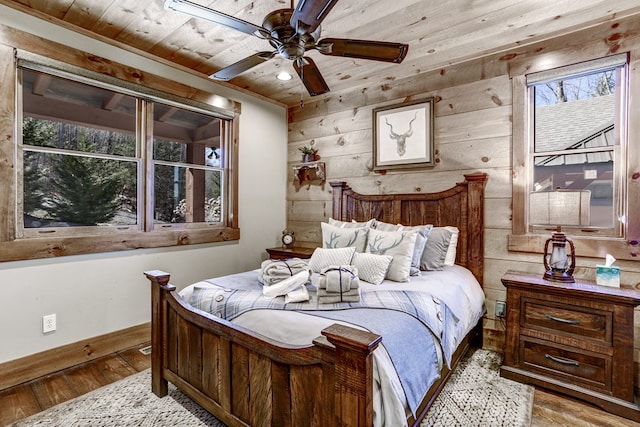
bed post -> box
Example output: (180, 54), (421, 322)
(144, 270), (175, 398)
(463, 173), (488, 286)
(321, 323), (382, 426)
(330, 181), (349, 221)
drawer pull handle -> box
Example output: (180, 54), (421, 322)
(545, 314), (580, 325)
(545, 353), (580, 366)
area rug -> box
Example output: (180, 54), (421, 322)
(11, 349), (533, 427)
(421, 349), (534, 426)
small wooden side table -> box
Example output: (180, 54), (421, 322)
(500, 270), (640, 422)
(266, 246), (317, 260)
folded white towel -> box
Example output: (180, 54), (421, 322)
(284, 285), (310, 303)
(262, 270), (310, 298)
(259, 258), (311, 285)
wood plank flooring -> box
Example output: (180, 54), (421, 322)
(1, 343), (639, 426)
(0, 343), (151, 426)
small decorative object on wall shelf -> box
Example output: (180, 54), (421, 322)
(543, 226), (576, 283)
(373, 98), (434, 170)
(298, 145), (318, 163)
(293, 161), (325, 185)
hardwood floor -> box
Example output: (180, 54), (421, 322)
(0, 343), (151, 426)
(1, 343), (639, 426)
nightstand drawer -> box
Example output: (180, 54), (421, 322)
(520, 337), (612, 391)
(521, 297), (612, 345)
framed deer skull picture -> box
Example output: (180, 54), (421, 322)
(372, 98), (434, 170)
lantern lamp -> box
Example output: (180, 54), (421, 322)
(543, 226), (576, 283)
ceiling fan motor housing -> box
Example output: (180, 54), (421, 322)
(263, 9), (319, 60)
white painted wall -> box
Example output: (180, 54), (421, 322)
(0, 5), (288, 363)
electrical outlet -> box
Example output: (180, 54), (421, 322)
(495, 301), (506, 318)
(43, 314), (56, 333)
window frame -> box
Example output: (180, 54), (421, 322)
(0, 47), (241, 262)
(509, 49), (640, 261)
(526, 56), (627, 238)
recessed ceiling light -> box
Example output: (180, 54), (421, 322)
(276, 71), (293, 81)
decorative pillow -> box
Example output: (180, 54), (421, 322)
(365, 228), (417, 282)
(351, 252), (393, 285)
(443, 226), (459, 266)
(421, 226), (458, 271)
(328, 217), (376, 229)
(309, 247), (356, 273)
(321, 222), (368, 253)
(398, 224), (433, 275)
(373, 220), (402, 231)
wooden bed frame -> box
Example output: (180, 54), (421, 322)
(145, 173), (487, 427)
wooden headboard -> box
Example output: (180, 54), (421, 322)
(330, 173), (488, 287)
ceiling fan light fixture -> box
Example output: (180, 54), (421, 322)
(276, 71), (293, 81)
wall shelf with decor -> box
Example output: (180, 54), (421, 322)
(292, 161), (325, 185)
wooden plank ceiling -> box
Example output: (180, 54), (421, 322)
(4, 0), (640, 107)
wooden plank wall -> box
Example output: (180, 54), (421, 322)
(287, 14), (640, 388)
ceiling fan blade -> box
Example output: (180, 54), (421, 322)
(293, 57), (330, 96)
(290, 0), (340, 35)
(164, 0), (269, 37)
(317, 38), (409, 63)
(210, 52), (275, 81)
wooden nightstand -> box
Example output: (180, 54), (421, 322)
(266, 246), (317, 260)
(500, 270), (640, 422)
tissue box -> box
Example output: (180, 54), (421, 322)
(596, 265), (620, 288)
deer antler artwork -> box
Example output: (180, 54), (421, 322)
(385, 112), (418, 157)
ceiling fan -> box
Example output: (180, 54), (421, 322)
(164, 0), (409, 96)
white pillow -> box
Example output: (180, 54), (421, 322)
(328, 217), (376, 229)
(321, 222), (368, 253)
(365, 228), (417, 282)
(309, 247), (356, 273)
(351, 252), (393, 285)
(443, 226), (459, 266)
(398, 224), (433, 275)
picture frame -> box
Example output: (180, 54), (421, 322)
(372, 98), (435, 170)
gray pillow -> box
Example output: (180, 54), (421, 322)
(420, 227), (456, 271)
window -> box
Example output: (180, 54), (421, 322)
(3, 54), (240, 261)
(20, 69), (140, 236)
(152, 103), (224, 227)
(510, 51), (640, 261)
(527, 55), (627, 237)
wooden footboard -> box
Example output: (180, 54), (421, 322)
(146, 270), (481, 427)
(146, 270), (382, 427)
